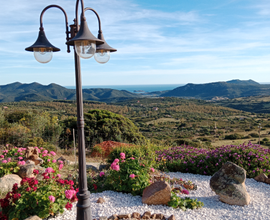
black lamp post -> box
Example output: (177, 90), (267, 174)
(25, 1), (116, 219)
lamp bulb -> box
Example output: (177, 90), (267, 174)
(75, 41), (96, 59)
(33, 48), (53, 63)
(94, 50), (110, 64)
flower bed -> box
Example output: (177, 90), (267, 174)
(155, 142), (270, 178)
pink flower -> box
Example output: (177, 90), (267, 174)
(150, 168), (155, 172)
(130, 157), (135, 160)
(49, 195), (55, 203)
(7, 158), (11, 162)
(47, 154), (51, 157)
(42, 150), (48, 154)
(113, 165), (120, 171)
(56, 174), (61, 178)
(18, 157), (23, 160)
(52, 159), (56, 163)
(45, 167), (54, 173)
(47, 159), (51, 162)
(120, 153), (125, 160)
(14, 153), (17, 155)
(121, 160), (125, 163)
(50, 151), (56, 156)
(65, 190), (76, 199)
(59, 164), (64, 171)
(42, 154), (47, 157)
(20, 153), (23, 155)
(2, 160), (7, 164)
(99, 171), (105, 177)
(0, 155), (4, 158)
(58, 160), (63, 164)
(113, 159), (119, 163)
(129, 174), (135, 179)
(182, 189), (189, 195)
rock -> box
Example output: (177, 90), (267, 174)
(131, 212), (141, 219)
(24, 216), (42, 220)
(17, 164), (45, 180)
(25, 147), (43, 165)
(108, 214), (118, 220)
(210, 161), (250, 206)
(99, 164), (110, 171)
(141, 211), (151, 219)
(254, 173), (268, 182)
(117, 214), (131, 219)
(99, 217), (108, 220)
(155, 213), (165, 219)
(142, 181), (171, 205)
(97, 197), (105, 203)
(168, 215), (176, 220)
(150, 213), (156, 219)
(57, 156), (70, 165)
(265, 178), (270, 184)
(0, 174), (21, 193)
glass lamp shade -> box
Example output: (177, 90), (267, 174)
(75, 41), (96, 59)
(33, 48), (53, 63)
(94, 50), (110, 64)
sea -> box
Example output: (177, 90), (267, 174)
(65, 84), (185, 93)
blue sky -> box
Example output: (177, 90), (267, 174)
(0, 0), (270, 86)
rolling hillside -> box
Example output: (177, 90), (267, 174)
(0, 82), (140, 103)
(162, 80), (270, 100)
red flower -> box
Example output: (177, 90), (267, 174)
(32, 187), (37, 191)
(26, 187), (31, 192)
(33, 169), (39, 174)
(65, 202), (73, 210)
(93, 184), (97, 191)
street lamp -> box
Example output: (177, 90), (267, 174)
(25, 1), (116, 219)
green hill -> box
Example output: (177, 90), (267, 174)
(0, 82), (140, 103)
(163, 80), (270, 100)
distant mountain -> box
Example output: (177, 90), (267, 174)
(226, 79), (260, 85)
(0, 82), (140, 103)
(163, 79), (270, 100)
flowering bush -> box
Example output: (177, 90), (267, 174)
(156, 142), (270, 178)
(105, 153), (151, 196)
(0, 147), (58, 178)
(0, 168), (77, 220)
(0, 161), (20, 177)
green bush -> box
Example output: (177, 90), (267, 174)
(224, 133), (244, 140)
(249, 133), (259, 138)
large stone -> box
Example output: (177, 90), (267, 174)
(254, 173), (268, 183)
(24, 216), (42, 220)
(0, 174), (21, 193)
(17, 164), (45, 180)
(210, 161), (250, 206)
(57, 156), (70, 165)
(25, 147), (43, 165)
(142, 181), (171, 205)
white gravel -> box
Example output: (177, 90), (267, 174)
(49, 172), (270, 220)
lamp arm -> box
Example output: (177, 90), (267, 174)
(84, 7), (102, 32)
(39, 5), (70, 52)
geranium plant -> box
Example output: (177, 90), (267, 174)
(0, 168), (77, 220)
(105, 153), (152, 196)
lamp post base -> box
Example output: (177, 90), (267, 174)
(76, 191), (92, 220)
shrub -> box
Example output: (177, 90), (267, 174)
(105, 153), (152, 196)
(249, 133), (259, 138)
(224, 133), (244, 140)
(0, 168), (77, 220)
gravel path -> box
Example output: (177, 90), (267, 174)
(48, 172), (270, 220)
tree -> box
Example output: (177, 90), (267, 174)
(60, 109), (145, 149)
